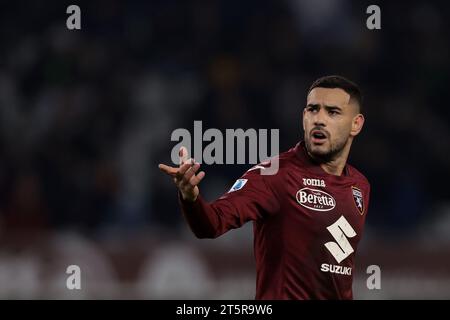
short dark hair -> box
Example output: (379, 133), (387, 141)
(307, 75), (363, 113)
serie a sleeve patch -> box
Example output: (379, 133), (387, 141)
(228, 179), (248, 193)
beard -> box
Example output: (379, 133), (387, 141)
(305, 135), (348, 163)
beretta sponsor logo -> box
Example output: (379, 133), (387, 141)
(296, 187), (336, 212)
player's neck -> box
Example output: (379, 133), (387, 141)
(320, 141), (352, 176)
(320, 158), (347, 176)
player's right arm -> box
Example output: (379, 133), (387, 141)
(159, 147), (279, 238)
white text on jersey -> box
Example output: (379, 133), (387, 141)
(320, 263), (352, 276)
(302, 178), (326, 187)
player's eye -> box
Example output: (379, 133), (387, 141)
(328, 109), (340, 115)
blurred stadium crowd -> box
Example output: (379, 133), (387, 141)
(0, 0), (449, 298)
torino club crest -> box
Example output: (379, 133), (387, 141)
(351, 186), (364, 215)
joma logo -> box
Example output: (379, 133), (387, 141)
(302, 178), (326, 187)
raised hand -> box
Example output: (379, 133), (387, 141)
(158, 146), (205, 202)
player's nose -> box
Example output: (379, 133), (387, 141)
(312, 109), (327, 127)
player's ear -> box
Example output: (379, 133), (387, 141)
(302, 107), (306, 131)
(350, 113), (365, 137)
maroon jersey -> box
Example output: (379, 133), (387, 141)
(179, 141), (370, 299)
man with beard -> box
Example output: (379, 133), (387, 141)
(159, 75), (370, 299)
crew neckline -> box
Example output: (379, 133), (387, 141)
(293, 141), (351, 180)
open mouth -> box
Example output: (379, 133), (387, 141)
(311, 130), (327, 144)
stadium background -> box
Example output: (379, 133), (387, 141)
(0, 0), (449, 299)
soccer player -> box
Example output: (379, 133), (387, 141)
(159, 75), (370, 299)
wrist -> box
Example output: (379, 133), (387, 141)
(181, 191), (198, 202)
